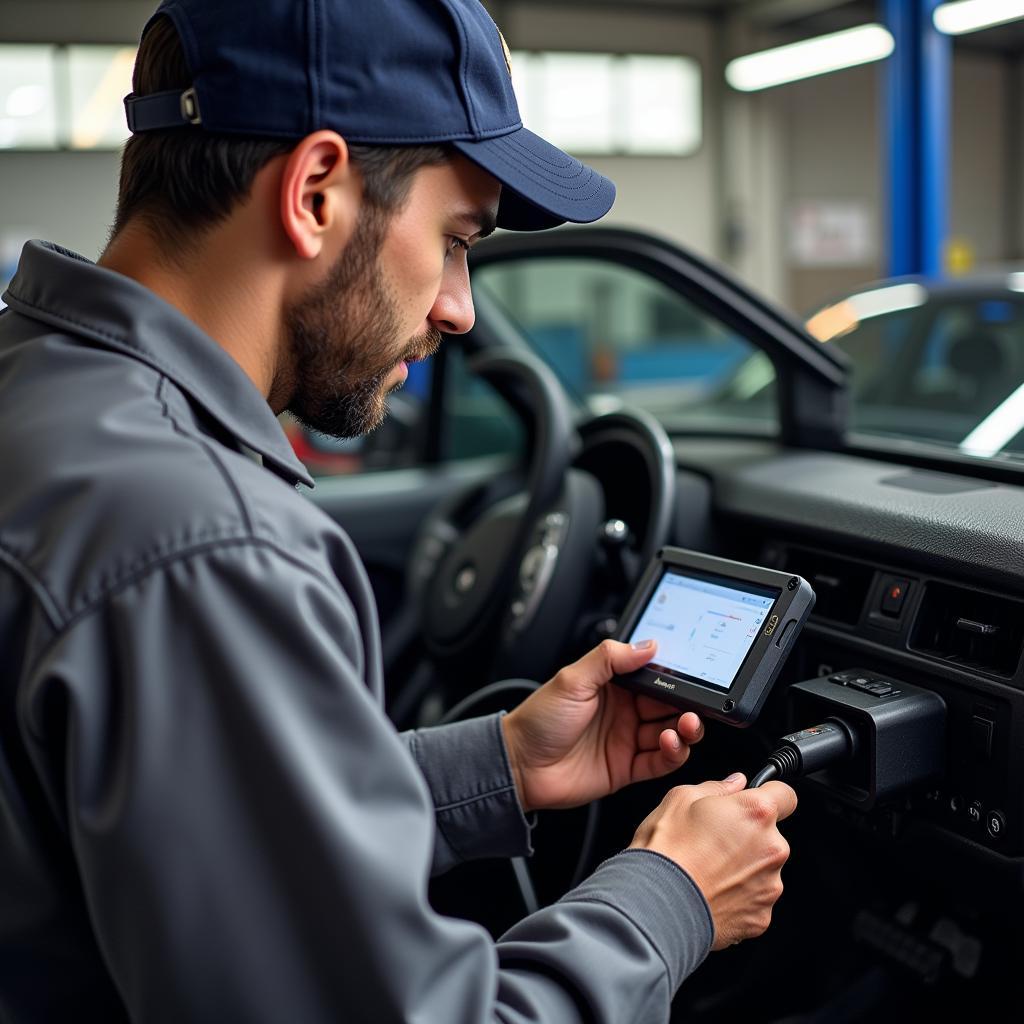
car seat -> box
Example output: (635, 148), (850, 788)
(946, 328), (1014, 415)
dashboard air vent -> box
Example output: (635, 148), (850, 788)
(909, 583), (1024, 678)
(777, 547), (873, 626)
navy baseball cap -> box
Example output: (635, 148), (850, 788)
(124, 0), (615, 232)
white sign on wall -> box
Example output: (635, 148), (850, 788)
(789, 200), (875, 267)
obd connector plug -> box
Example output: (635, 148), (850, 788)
(748, 719), (859, 789)
(751, 670), (946, 808)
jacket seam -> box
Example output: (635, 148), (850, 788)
(434, 783), (518, 814)
(0, 542), (66, 629)
(4, 288), (307, 486)
(156, 376), (255, 536)
(433, 785), (519, 865)
(407, 729), (466, 862)
(29, 536), (348, 681)
(8, 292), (225, 422)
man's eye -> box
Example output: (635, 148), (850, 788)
(446, 236), (471, 256)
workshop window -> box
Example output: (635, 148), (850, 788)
(510, 51), (702, 156)
(0, 44), (134, 151)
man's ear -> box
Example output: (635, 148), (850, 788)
(280, 131), (359, 261)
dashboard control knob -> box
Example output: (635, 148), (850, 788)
(454, 565), (476, 595)
(599, 519), (636, 588)
(986, 809), (1006, 841)
(601, 518), (630, 545)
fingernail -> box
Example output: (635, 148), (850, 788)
(670, 732), (682, 750)
(724, 772), (744, 783)
(631, 639), (655, 650)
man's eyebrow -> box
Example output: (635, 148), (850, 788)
(453, 206), (498, 240)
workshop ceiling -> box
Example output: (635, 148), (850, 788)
(7, 0), (1024, 53)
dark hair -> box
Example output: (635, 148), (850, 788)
(113, 16), (449, 254)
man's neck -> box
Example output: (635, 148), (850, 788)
(99, 221), (282, 401)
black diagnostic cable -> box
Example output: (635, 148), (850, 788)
(747, 718), (860, 789)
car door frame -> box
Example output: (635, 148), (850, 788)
(467, 225), (851, 450)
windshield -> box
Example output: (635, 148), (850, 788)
(473, 252), (1024, 463)
(715, 279), (1024, 460)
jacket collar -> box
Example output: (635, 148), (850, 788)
(3, 241), (314, 488)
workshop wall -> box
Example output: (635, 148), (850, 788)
(0, 1), (1019, 316)
(491, 1), (721, 262)
(951, 51), (1011, 270)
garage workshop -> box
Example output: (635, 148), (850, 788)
(2, 1), (1023, 1021)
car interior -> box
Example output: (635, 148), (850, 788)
(301, 226), (1024, 1022)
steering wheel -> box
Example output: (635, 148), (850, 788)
(409, 348), (587, 677)
(401, 347), (678, 716)
(406, 349), (679, 917)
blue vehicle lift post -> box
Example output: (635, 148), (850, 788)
(884, 0), (950, 278)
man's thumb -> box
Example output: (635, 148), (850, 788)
(554, 639), (658, 697)
(601, 638), (659, 680)
(693, 772), (747, 797)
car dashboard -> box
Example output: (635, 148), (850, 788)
(661, 437), (1024, 1016)
(676, 439), (1024, 847)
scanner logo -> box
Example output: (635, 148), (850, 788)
(652, 677), (676, 691)
(763, 614), (779, 637)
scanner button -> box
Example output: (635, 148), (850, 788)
(848, 679), (877, 694)
(774, 618), (797, 648)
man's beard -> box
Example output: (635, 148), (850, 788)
(283, 208), (442, 439)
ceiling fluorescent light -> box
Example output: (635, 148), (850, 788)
(726, 24), (895, 92)
(934, 0), (1024, 35)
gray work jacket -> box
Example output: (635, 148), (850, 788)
(0, 241), (712, 1023)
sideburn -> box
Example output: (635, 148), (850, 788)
(283, 205), (405, 439)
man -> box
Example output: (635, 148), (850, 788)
(0, 1), (796, 1021)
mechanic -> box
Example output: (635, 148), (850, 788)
(0, 1), (796, 1021)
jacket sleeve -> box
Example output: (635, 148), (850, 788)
(400, 714), (534, 874)
(25, 541), (712, 1024)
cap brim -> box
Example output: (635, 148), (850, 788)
(453, 127), (615, 232)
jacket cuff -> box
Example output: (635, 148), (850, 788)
(404, 712), (533, 871)
(559, 849), (714, 990)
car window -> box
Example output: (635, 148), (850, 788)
(473, 257), (778, 434)
(441, 346), (524, 462)
(806, 287), (1024, 458)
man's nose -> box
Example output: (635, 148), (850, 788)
(429, 263), (476, 335)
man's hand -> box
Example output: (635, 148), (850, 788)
(630, 774), (797, 948)
(501, 639), (703, 813)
